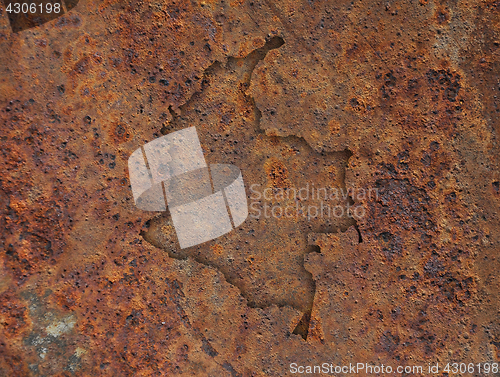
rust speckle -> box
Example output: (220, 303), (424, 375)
(265, 159), (291, 191)
(436, 8), (450, 24)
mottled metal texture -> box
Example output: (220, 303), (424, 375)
(0, 0), (499, 376)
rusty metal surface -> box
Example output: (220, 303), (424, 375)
(0, 0), (499, 376)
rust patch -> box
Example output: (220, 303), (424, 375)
(264, 158), (291, 191)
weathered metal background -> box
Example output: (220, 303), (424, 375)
(0, 0), (499, 375)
